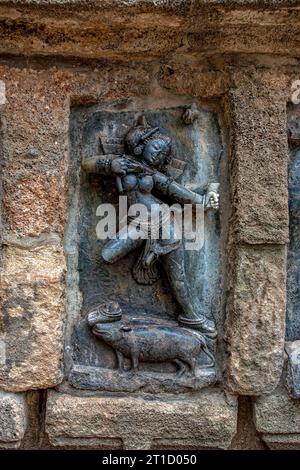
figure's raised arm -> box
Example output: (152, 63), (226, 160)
(81, 155), (144, 176)
(153, 172), (219, 210)
(153, 172), (204, 205)
(81, 155), (116, 174)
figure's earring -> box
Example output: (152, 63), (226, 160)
(134, 145), (143, 156)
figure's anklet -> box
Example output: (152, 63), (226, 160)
(178, 315), (217, 338)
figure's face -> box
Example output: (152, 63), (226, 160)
(142, 139), (169, 167)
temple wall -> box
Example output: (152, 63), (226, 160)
(0, 0), (299, 450)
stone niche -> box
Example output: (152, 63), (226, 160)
(287, 103), (300, 343)
(62, 95), (226, 394)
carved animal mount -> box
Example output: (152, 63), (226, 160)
(87, 303), (215, 376)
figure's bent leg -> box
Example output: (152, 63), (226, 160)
(102, 225), (144, 264)
(161, 245), (216, 337)
(161, 244), (195, 318)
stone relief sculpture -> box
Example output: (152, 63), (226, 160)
(72, 109), (221, 392)
(82, 115), (219, 332)
(87, 301), (215, 376)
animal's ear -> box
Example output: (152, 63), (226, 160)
(121, 326), (132, 332)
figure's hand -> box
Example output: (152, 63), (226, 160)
(205, 191), (219, 211)
(111, 158), (143, 176)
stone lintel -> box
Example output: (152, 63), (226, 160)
(0, 3), (299, 59)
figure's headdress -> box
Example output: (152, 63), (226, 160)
(99, 115), (186, 180)
(125, 116), (172, 163)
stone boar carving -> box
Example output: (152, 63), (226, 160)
(88, 310), (214, 376)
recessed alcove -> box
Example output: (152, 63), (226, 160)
(63, 96), (227, 393)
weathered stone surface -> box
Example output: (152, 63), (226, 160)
(285, 341), (300, 399)
(0, 2), (300, 60)
(229, 396), (265, 449)
(254, 387), (300, 449)
(225, 245), (286, 395)
(1, 70), (69, 238)
(262, 434), (300, 450)
(0, 391), (27, 449)
(3, 171), (67, 238)
(226, 71), (289, 245)
(224, 70), (289, 396)
(0, 0), (295, 450)
(2, 234), (65, 279)
(0, 67), (70, 392)
(0, 235), (65, 391)
(1, 0), (300, 6)
(0, 62), (153, 393)
(69, 364), (216, 393)
(159, 60), (230, 98)
(46, 390), (238, 449)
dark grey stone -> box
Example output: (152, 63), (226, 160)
(285, 341), (300, 398)
(65, 101), (223, 391)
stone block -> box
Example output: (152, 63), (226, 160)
(0, 235), (65, 391)
(227, 72), (289, 245)
(254, 387), (300, 449)
(1, 71), (69, 238)
(0, 391), (27, 449)
(46, 390), (238, 450)
(225, 245), (286, 395)
(262, 434), (300, 450)
(3, 170), (67, 238)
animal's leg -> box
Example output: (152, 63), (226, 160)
(116, 350), (125, 371)
(174, 358), (187, 377)
(131, 354), (139, 372)
(185, 357), (197, 376)
(200, 344), (215, 368)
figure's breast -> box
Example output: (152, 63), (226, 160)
(122, 174), (154, 193)
(122, 174), (137, 191)
(137, 175), (154, 193)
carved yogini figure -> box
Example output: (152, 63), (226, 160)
(82, 116), (219, 337)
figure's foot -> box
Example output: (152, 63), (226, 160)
(87, 301), (122, 326)
(142, 251), (157, 268)
(178, 315), (217, 339)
